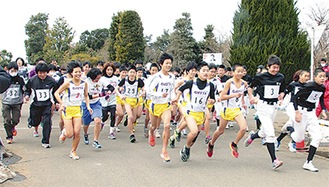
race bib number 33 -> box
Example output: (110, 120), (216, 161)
(36, 89), (50, 101)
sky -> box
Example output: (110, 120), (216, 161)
(0, 0), (327, 62)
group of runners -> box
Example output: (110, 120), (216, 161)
(1, 53), (327, 172)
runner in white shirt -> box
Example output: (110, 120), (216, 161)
(143, 63), (159, 138)
(148, 53), (175, 162)
(100, 62), (121, 140)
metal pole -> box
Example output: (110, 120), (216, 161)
(311, 27), (315, 81)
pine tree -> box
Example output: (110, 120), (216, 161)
(168, 12), (197, 68)
(114, 10), (145, 64)
(230, 0), (310, 82)
(200, 24), (220, 53)
(108, 13), (121, 61)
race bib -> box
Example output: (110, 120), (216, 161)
(294, 86), (300, 95)
(264, 85), (279, 99)
(69, 89), (82, 102)
(36, 89), (50, 101)
(6, 88), (20, 99)
(306, 91), (323, 103)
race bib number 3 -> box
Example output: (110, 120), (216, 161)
(36, 89), (50, 101)
(306, 91), (323, 103)
(264, 85), (279, 99)
(70, 89), (82, 101)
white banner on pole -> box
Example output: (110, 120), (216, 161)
(203, 53), (222, 65)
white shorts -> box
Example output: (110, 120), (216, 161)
(291, 106), (322, 148)
(256, 100), (279, 143)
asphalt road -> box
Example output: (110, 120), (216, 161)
(1, 103), (329, 187)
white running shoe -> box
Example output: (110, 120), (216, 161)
(272, 158), (283, 170)
(42, 144), (51, 148)
(59, 128), (66, 144)
(155, 129), (161, 138)
(288, 141), (296, 153)
(114, 126), (121, 132)
(70, 151), (79, 160)
(182, 128), (187, 136)
(303, 161), (318, 172)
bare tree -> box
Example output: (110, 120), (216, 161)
(307, 2), (329, 68)
(215, 28), (232, 67)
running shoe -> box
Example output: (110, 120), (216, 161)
(123, 114), (128, 126)
(226, 124), (230, 129)
(174, 129), (181, 142)
(108, 133), (116, 140)
(205, 136), (212, 144)
(149, 130), (155, 146)
(172, 121), (177, 127)
(27, 117), (32, 128)
(144, 128), (149, 138)
(59, 131), (66, 144)
(114, 126), (121, 132)
(34, 131), (39, 137)
(180, 145), (190, 162)
(212, 113), (216, 122)
(303, 161), (318, 172)
(262, 138), (266, 145)
(42, 144), (51, 148)
(272, 158), (283, 170)
(182, 128), (187, 136)
(155, 129), (161, 138)
(201, 126), (205, 131)
(142, 109), (146, 115)
(229, 142), (239, 158)
(275, 140), (281, 151)
(244, 130), (254, 147)
(70, 151), (79, 160)
(84, 134), (89, 145)
(7, 138), (13, 144)
(93, 141), (102, 148)
(160, 150), (170, 162)
(133, 120), (137, 126)
(207, 141), (214, 157)
(288, 141), (296, 153)
(169, 136), (175, 148)
(130, 134), (136, 143)
(229, 122), (234, 127)
(12, 128), (17, 136)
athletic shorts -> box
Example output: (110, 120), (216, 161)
(150, 102), (171, 117)
(221, 107), (242, 121)
(82, 101), (102, 125)
(117, 96), (125, 105)
(207, 103), (214, 109)
(144, 99), (151, 110)
(177, 101), (187, 108)
(137, 97), (144, 106)
(62, 106), (83, 120)
(124, 97), (139, 109)
(184, 110), (205, 125)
